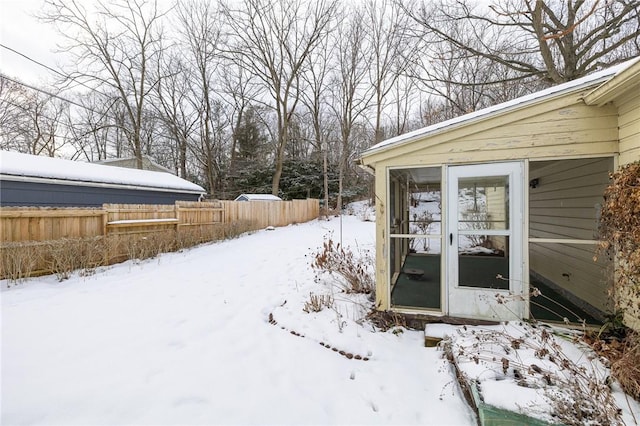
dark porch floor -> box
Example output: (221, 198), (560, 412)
(390, 254), (603, 325)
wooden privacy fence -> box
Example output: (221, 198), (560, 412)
(0, 199), (319, 279)
(1, 199), (319, 243)
(220, 199), (320, 229)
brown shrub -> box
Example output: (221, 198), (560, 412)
(310, 234), (374, 294)
(610, 331), (640, 402)
(1, 220), (258, 281)
(597, 161), (640, 321)
(0, 242), (40, 284)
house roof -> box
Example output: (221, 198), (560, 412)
(0, 151), (205, 194)
(95, 155), (174, 174)
(584, 58), (640, 106)
(362, 56), (640, 158)
(234, 194), (282, 201)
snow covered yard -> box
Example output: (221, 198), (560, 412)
(1, 215), (476, 425)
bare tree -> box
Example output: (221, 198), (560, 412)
(0, 76), (31, 152)
(329, 5), (373, 212)
(41, 0), (170, 168)
(403, 0), (640, 85)
(153, 53), (195, 178)
(220, 0), (338, 196)
(412, 24), (534, 119)
(300, 26), (334, 215)
(0, 76), (72, 157)
(364, 0), (417, 144)
(27, 94), (70, 157)
(219, 61), (262, 188)
(173, 0), (227, 194)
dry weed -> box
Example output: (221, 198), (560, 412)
(310, 233), (374, 295)
(588, 330), (640, 403)
(303, 293), (334, 313)
(366, 310), (408, 332)
(452, 323), (623, 425)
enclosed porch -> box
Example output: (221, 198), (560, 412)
(387, 157), (613, 325)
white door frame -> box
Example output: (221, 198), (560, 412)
(446, 162), (525, 321)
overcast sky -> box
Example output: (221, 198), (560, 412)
(0, 0), (65, 85)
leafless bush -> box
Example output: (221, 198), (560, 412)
(123, 232), (176, 263)
(178, 228), (202, 249)
(224, 220), (255, 239)
(612, 332), (640, 402)
(303, 292), (334, 313)
(588, 329), (640, 403)
(310, 233), (374, 295)
(2, 220), (258, 281)
(45, 239), (84, 281)
(0, 242), (40, 285)
(76, 236), (108, 275)
(409, 210), (434, 251)
(461, 211), (491, 248)
(451, 323), (623, 426)
(366, 310), (408, 331)
(597, 161), (640, 322)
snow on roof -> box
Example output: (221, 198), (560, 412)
(235, 194), (282, 201)
(0, 151), (205, 194)
(96, 155), (174, 174)
(364, 56), (640, 155)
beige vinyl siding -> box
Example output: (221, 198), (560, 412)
(529, 158), (614, 312)
(485, 185), (507, 251)
(364, 104), (619, 169)
(617, 90), (640, 165)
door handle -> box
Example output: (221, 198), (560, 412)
(450, 233), (453, 245)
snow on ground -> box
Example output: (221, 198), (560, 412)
(447, 322), (640, 425)
(1, 215), (476, 425)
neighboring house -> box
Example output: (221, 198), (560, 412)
(358, 57), (640, 328)
(234, 194), (283, 201)
(94, 155), (174, 174)
(0, 151), (206, 207)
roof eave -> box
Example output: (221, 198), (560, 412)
(584, 60), (640, 106)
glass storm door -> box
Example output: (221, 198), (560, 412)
(446, 162), (524, 320)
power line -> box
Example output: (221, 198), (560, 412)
(1, 44), (68, 79)
(1, 77), (199, 145)
(0, 43), (109, 97)
(0, 73), (105, 116)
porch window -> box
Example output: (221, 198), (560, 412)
(388, 167), (442, 310)
(528, 157), (614, 324)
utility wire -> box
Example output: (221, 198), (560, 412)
(1, 76), (193, 144)
(1, 73), (105, 116)
(0, 43), (109, 97)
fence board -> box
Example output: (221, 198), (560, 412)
(0, 207), (104, 242)
(0, 199), (320, 279)
(1, 200), (319, 278)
